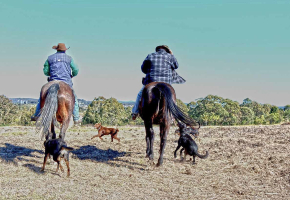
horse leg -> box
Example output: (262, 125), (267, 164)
(45, 122), (54, 140)
(157, 123), (169, 167)
(59, 119), (69, 140)
(144, 120), (154, 160)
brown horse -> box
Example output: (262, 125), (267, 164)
(36, 80), (74, 141)
(139, 82), (199, 166)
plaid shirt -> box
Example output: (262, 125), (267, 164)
(141, 49), (186, 85)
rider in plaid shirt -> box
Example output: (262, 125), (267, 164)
(132, 45), (186, 120)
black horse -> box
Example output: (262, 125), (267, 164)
(139, 82), (199, 166)
(36, 80), (75, 141)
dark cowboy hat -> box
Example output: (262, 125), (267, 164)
(155, 45), (172, 54)
(52, 43), (69, 51)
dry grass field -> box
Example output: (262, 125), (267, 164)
(0, 124), (289, 199)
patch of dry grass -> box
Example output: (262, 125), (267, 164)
(0, 125), (289, 199)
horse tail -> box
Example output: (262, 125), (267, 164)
(36, 83), (60, 140)
(154, 83), (198, 126)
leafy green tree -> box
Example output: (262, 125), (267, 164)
(254, 115), (266, 125)
(17, 105), (36, 126)
(266, 113), (283, 124)
(241, 98), (264, 116)
(222, 99), (241, 125)
(190, 95), (228, 126)
(176, 99), (189, 114)
(0, 95), (18, 125)
(240, 107), (255, 125)
(82, 96), (130, 126)
(283, 108), (290, 122)
(284, 105), (290, 111)
(270, 106), (279, 114)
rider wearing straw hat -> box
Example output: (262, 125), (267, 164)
(131, 45), (186, 120)
(31, 43), (81, 125)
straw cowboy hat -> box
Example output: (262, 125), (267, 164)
(155, 45), (172, 54)
(52, 43), (69, 51)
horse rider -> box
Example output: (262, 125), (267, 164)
(131, 45), (186, 120)
(31, 43), (82, 125)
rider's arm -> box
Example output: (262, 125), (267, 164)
(141, 55), (151, 74)
(171, 55), (179, 69)
(70, 59), (79, 77)
(43, 60), (50, 76)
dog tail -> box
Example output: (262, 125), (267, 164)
(154, 83), (198, 127)
(61, 146), (74, 151)
(36, 83), (60, 140)
(195, 150), (209, 159)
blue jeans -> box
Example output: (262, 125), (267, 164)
(34, 90), (80, 121)
(132, 86), (145, 114)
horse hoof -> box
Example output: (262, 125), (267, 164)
(156, 162), (162, 167)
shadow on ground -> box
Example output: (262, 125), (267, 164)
(72, 145), (147, 170)
(0, 143), (43, 165)
(0, 143), (44, 173)
(72, 145), (126, 162)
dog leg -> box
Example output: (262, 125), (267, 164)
(56, 161), (60, 172)
(192, 155), (196, 165)
(59, 162), (64, 172)
(41, 153), (49, 172)
(180, 148), (185, 161)
(91, 135), (99, 140)
(65, 159), (70, 177)
(113, 134), (120, 142)
(183, 150), (188, 162)
(174, 145), (181, 158)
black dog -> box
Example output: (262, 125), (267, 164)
(174, 122), (208, 164)
(174, 121), (199, 138)
(41, 138), (74, 177)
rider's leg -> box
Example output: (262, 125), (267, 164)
(31, 98), (41, 121)
(72, 90), (81, 124)
(131, 85), (145, 120)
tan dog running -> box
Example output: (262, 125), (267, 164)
(91, 123), (120, 142)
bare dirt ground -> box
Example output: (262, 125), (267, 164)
(0, 124), (289, 199)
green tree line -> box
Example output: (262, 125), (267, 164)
(1, 94), (289, 126)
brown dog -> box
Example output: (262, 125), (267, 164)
(91, 123), (120, 142)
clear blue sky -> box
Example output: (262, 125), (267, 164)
(0, 0), (289, 106)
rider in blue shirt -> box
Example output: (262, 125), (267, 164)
(31, 43), (81, 125)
